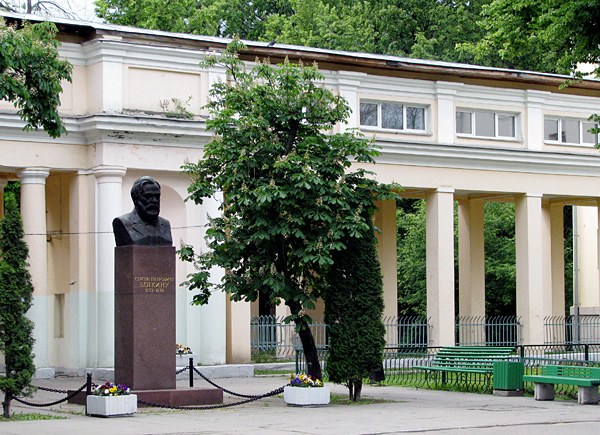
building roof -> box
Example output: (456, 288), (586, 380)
(3, 10), (600, 92)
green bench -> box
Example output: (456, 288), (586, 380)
(414, 346), (516, 388)
(523, 365), (600, 404)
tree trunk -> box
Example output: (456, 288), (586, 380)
(348, 380), (355, 401)
(296, 317), (323, 380)
(3, 392), (11, 418)
(352, 379), (363, 401)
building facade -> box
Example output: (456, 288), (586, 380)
(2, 12), (600, 371)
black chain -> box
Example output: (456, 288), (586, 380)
(137, 385), (285, 410)
(193, 367), (266, 399)
(176, 366), (189, 375)
(14, 382), (88, 408)
(34, 385), (69, 394)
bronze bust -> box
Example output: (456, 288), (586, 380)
(113, 176), (173, 247)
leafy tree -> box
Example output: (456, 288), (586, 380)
(0, 194), (36, 418)
(180, 40), (394, 380)
(396, 200), (518, 318)
(95, 0), (293, 40)
(396, 199), (427, 317)
(0, 20), (72, 138)
(325, 222), (385, 401)
(460, 0), (600, 74)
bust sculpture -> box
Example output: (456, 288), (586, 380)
(113, 176), (173, 247)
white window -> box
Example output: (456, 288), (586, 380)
(456, 110), (517, 139)
(544, 117), (597, 145)
(360, 101), (427, 132)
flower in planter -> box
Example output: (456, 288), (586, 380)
(93, 382), (131, 396)
(289, 373), (323, 388)
(176, 343), (193, 355)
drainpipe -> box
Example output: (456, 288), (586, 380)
(572, 207), (580, 344)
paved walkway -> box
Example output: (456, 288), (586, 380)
(2, 374), (600, 434)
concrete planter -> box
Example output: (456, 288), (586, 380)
(176, 354), (197, 366)
(87, 394), (137, 417)
(283, 386), (330, 406)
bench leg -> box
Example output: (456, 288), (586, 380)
(534, 383), (554, 401)
(577, 386), (599, 405)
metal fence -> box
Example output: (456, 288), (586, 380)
(295, 343), (600, 396)
(252, 315), (529, 357)
(251, 315), (431, 358)
(544, 315), (600, 345)
(456, 316), (522, 346)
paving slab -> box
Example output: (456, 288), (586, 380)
(2, 374), (600, 434)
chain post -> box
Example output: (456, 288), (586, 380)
(189, 357), (194, 387)
(85, 372), (92, 415)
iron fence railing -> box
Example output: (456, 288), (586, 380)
(253, 315), (531, 357)
(295, 343), (600, 396)
(544, 315), (600, 345)
(251, 315), (432, 358)
(456, 316), (522, 346)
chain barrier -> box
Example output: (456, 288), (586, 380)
(13, 365), (287, 412)
(137, 385), (285, 410)
(176, 366), (189, 375)
(14, 382), (88, 408)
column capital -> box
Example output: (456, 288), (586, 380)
(17, 167), (50, 184)
(437, 186), (455, 194)
(92, 165), (126, 183)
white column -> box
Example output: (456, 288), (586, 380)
(18, 168), (50, 367)
(187, 194), (227, 365)
(435, 82), (462, 144)
(93, 166), (126, 368)
(337, 72), (365, 130)
(374, 199), (398, 320)
(426, 187), (456, 346)
(526, 91), (548, 151)
(515, 193), (551, 344)
(549, 202), (565, 317)
(458, 198), (486, 319)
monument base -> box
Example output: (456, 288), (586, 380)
(68, 387), (223, 406)
(135, 388), (224, 406)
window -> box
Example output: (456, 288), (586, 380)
(544, 117), (597, 145)
(456, 110), (517, 139)
(360, 101), (426, 132)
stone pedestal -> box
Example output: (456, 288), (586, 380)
(115, 245), (176, 390)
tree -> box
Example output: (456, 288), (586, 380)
(460, 0), (600, 74)
(0, 194), (36, 418)
(95, 0), (293, 40)
(396, 200), (518, 318)
(325, 222), (385, 401)
(1, 1), (81, 18)
(180, 40), (394, 380)
(0, 20), (72, 138)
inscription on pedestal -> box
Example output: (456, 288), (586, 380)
(115, 245), (176, 390)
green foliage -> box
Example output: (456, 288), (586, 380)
(483, 203), (515, 316)
(396, 199), (427, 317)
(181, 40), (396, 378)
(0, 20), (72, 138)
(396, 200), (518, 317)
(460, 0), (600, 74)
(325, 224), (385, 401)
(95, 0), (293, 40)
(0, 194), (36, 418)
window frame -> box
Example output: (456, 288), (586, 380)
(543, 116), (598, 146)
(456, 109), (518, 140)
(359, 100), (428, 133)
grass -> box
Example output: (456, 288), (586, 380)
(330, 393), (397, 405)
(255, 369), (291, 376)
(0, 412), (66, 422)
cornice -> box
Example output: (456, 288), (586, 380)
(376, 140), (600, 177)
(0, 112), (211, 147)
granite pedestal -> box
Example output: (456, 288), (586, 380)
(114, 245), (222, 406)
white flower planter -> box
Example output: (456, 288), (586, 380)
(87, 394), (137, 417)
(283, 386), (330, 406)
(176, 354), (197, 366)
